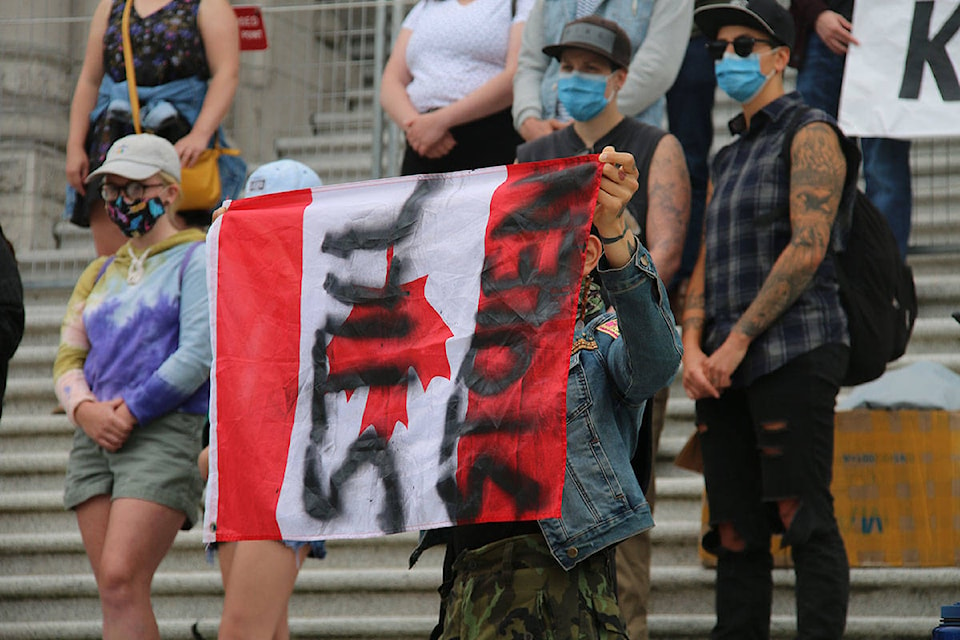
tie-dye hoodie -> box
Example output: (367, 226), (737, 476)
(54, 228), (211, 425)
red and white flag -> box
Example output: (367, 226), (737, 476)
(204, 157), (602, 543)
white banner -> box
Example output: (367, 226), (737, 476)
(839, 0), (960, 138)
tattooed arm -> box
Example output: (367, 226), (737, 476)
(701, 121), (846, 390)
(644, 134), (691, 287)
(681, 181), (721, 400)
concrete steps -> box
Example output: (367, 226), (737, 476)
(275, 146), (378, 187)
(0, 531), (442, 574)
(0, 574), (945, 639)
(17, 304), (68, 348)
(0, 406), (954, 638)
(0, 568), (445, 622)
(0, 615), (938, 640)
(0, 617), (438, 640)
(5, 186), (958, 640)
(914, 273), (960, 318)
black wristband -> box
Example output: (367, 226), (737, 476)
(598, 227), (628, 245)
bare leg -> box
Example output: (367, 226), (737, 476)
(95, 497), (186, 640)
(217, 541), (237, 600)
(88, 200), (127, 257)
(75, 495), (112, 581)
(218, 540), (307, 640)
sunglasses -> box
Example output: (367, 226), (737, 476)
(100, 181), (166, 202)
(706, 36), (778, 61)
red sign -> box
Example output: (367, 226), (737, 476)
(234, 6), (268, 51)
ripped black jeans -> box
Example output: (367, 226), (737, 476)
(696, 343), (850, 640)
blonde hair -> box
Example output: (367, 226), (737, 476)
(157, 170), (183, 211)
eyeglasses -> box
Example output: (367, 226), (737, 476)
(706, 36), (778, 61)
(100, 181), (165, 202)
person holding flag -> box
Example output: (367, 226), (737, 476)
(411, 146), (683, 639)
(516, 15), (690, 639)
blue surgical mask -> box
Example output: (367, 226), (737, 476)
(715, 50), (776, 104)
(557, 71), (613, 121)
(106, 195), (167, 238)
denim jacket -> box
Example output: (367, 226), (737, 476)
(412, 244), (683, 570)
(95, 76), (246, 202)
(91, 75), (207, 127)
(64, 75), (245, 218)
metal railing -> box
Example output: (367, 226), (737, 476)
(0, 0), (956, 254)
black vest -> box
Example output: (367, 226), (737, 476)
(516, 118), (666, 244)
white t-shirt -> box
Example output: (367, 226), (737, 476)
(403, 0), (533, 113)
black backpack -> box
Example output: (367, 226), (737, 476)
(782, 108), (918, 386)
(834, 191), (918, 384)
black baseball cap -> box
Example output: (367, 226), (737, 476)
(694, 0), (796, 49)
(543, 15), (633, 70)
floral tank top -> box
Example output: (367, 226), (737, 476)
(102, 0), (209, 86)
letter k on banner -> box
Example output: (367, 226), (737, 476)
(840, 0), (960, 138)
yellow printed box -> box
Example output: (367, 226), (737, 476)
(699, 410), (960, 568)
(833, 409), (960, 567)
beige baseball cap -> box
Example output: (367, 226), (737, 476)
(85, 133), (181, 184)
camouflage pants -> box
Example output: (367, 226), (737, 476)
(439, 534), (628, 640)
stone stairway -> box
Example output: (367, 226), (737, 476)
(3, 232), (958, 640)
(3, 162), (959, 638)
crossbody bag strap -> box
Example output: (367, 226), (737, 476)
(95, 256), (117, 285)
(179, 241), (204, 288)
(121, 0), (142, 134)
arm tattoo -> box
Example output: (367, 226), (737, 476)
(686, 292), (705, 311)
(681, 291), (705, 332)
(734, 122), (846, 339)
(645, 136), (691, 284)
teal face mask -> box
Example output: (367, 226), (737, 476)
(715, 50), (776, 104)
(557, 71), (614, 121)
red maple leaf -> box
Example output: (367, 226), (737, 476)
(326, 250), (454, 441)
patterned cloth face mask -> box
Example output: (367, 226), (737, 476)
(106, 195), (167, 238)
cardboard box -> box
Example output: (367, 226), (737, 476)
(832, 409), (960, 567)
(699, 410), (960, 568)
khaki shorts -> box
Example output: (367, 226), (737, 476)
(64, 412), (204, 529)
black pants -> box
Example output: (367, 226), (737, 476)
(400, 107), (522, 176)
(695, 343), (851, 640)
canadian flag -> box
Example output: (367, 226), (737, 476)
(204, 157), (602, 543)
